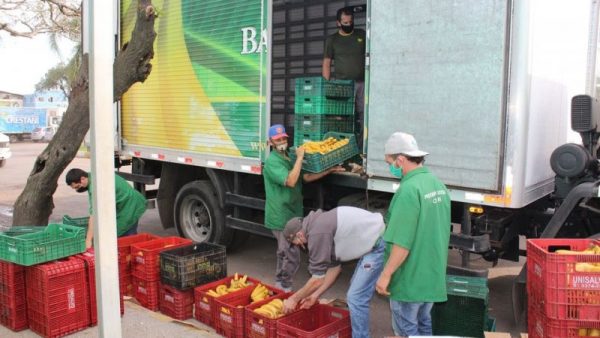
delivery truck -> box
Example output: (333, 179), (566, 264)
(116, 0), (600, 283)
(0, 107), (50, 142)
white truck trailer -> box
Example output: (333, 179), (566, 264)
(115, 0), (600, 285)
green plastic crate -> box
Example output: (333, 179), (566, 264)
(294, 114), (354, 135)
(295, 77), (354, 99)
(432, 275), (489, 338)
(289, 132), (359, 173)
(0, 223), (86, 266)
(0, 226), (45, 237)
(62, 215), (89, 228)
(294, 95), (354, 115)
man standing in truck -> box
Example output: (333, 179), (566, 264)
(66, 168), (147, 249)
(263, 124), (342, 292)
(322, 7), (366, 148)
(375, 132), (451, 336)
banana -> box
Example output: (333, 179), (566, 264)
(261, 303), (280, 315)
(234, 272), (239, 281)
(253, 307), (272, 318)
(269, 299), (284, 310)
(240, 275), (248, 285)
(206, 290), (220, 297)
(216, 284), (229, 295)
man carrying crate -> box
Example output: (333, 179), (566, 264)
(66, 168), (147, 249)
(263, 124), (343, 292)
(322, 7), (366, 149)
(280, 206), (385, 338)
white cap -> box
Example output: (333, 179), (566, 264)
(384, 132), (429, 157)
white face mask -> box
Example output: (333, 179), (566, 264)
(276, 142), (288, 152)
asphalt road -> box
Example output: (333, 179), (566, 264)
(0, 142), (527, 337)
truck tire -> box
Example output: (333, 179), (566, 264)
(0, 160), (4, 168)
(174, 180), (233, 246)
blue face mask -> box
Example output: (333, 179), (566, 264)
(389, 163), (403, 179)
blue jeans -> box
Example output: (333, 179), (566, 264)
(347, 237), (385, 338)
(120, 221), (139, 237)
(390, 300), (434, 336)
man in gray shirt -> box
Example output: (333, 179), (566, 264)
(282, 206), (385, 338)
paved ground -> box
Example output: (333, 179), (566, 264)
(0, 142), (527, 337)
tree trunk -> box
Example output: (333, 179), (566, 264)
(12, 0), (157, 227)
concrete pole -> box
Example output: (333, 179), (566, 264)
(88, 0), (122, 336)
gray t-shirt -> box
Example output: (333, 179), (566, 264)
(304, 207), (385, 277)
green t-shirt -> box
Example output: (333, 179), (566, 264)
(383, 167), (451, 302)
(324, 29), (366, 81)
(263, 151), (303, 230)
(87, 173), (147, 236)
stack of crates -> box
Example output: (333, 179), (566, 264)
(26, 256), (90, 337)
(117, 233), (160, 297)
(527, 239), (600, 338)
(73, 250), (124, 326)
(158, 243), (227, 320)
(431, 275), (490, 338)
(0, 261), (27, 332)
(130, 237), (192, 311)
(293, 77), (355, 146)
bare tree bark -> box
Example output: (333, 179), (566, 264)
(12, 0), (157, 226)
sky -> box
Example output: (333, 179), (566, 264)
(0, 33), (76, 95)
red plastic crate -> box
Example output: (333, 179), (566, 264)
(74, 250), (124, 326)
(527, 239), (600, 321)
(25, 256), (89, 338)
(0, 261), (27, 331)
(117, 233), (160, 262)
(276, 304), (351, 338)
(529, 303), (600, 337)
(193, 275), (261, 328)
(159, 283), (194, 320)
(245, 292), (294, 338)
(214, 283), (283, 338)
(132, 276), (160, 311)
(131, 237), (192, 281)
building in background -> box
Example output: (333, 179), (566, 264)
(0, 91), (24, 107)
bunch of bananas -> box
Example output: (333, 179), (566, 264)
(556, 244), (600, 272)
(253, 298), (284, 319)
(251, 283), (270, 303)
(205, 273), (249, 298)
(302, 137), (349, 155)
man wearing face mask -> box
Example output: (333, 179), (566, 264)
(66, 168), (147, 249)
(322, 7), (366, 148)
(263, 124), (343, 292)
(376, 132), (451, 336)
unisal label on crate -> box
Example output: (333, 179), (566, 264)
(571, 274), (600, 289)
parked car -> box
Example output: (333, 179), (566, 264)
(31, 126), (57, 142)
(0, 133), (12, 168)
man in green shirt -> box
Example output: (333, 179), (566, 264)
(322, 7), (366, 148)
(375, 132), (451, 336)
(263, 124), (342, 291)
(66, 168), (147, 249)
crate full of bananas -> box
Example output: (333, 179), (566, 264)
(289, 132), (359, 173)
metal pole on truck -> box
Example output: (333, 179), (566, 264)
(86, 0), (122, 336)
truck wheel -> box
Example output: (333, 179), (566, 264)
(0, 160), (4, 168)
(174, 180), (233, 245)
